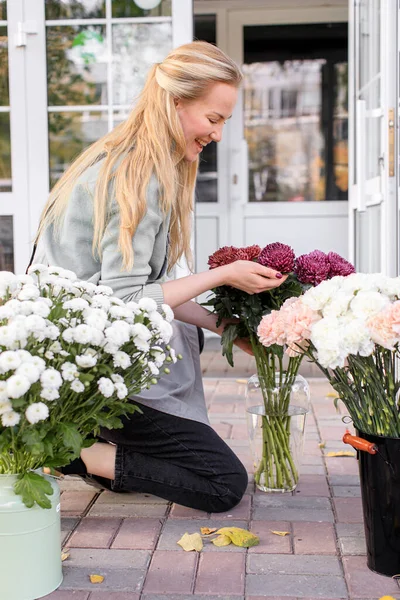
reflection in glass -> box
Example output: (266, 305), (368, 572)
(45, 0), (105, 20)
(0, 112), (11, 191)
(48, 111), (108, 187)
(196, 143), (217, 203)
(0, 1), (6, 21)
(112, 22), (172, 105)
(47, 25), (107, 106)
(0, 26), (9, 106)
(112, 0), (171, 18)
(333, 63), (348, 199)
(244, 60), (325, 202)
(0, 216), (14, 272)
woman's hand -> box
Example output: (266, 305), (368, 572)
(220, 260), (288, 294)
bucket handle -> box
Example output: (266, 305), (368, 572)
(342, 430), (378, 454)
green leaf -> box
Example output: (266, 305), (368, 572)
(59, 423), (83, 455)
(14, 472), (53, 509)
(221, 324), (239, 367)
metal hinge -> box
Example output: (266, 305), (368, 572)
(15, 21), (38, 48)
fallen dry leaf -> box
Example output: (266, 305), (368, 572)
(200, 527), (217, 535)
(212, 534), (231, 547)
(318, 442), (326, 449)
(271, 530), (290, 537)
(379, 597), (397, 600)
(326, 391), (339, 398)
(177, 532), (203, 552)
(89, 574), (104, 584)
(216, 527), (259, 548)
(235, 379), (248, 384)
(326, 451), (356, 457)
(61, 551), (70, 562)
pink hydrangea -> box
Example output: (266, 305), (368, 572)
(294, 250), (330, 285)
(327, 252), (355, 278)
(258, 242), (295, 273)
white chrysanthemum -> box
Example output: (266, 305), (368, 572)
(90, 328), (105, 346)
(62, 328), (75, 343)
(115, 381), (128, 399)
(44, 351), (54, 360)
(135, 339), (150, 353)
(16, 349), (33, 362)
(24, 314), (47, 334)
(83, 307), (108, 330)
(15, 362), (40, 384)
(98, 377), (114, 398)
(157, 321), (173, 344)
(113, 351), (131, 369)
(131, 323), (152, 342)
(74, 324), (95, 344)
(74, 281), (98, 295)
(63, 298), (89, 311)
(30, 356), (46, 374)
(0, 399), (12, 414)
(76, 354), (97, 368)
(350, 291), (390, 320)
(45, 325), (60, 341)
(9, 318), (29, 342)
(27, 263), (49, 275)
(0, 272), (18, 297)
(105, 321), (130, 347)
(148, 361), (159, 376)
(0, 305), (15, 320)
(2, 410), (21, 427)
(61, 362), (79, 381)
(152, 350), (166, 368)
(25, 402), (49, 424)
(6, 374), (31, 398)
(40, 387), (60, 401)
(111, 373), (124, 384)
(0, 350), (22, 373)
(125, 301), (140, 314)
(138, 297), (158, 313)
(0, 381), (8, 401)
(109, 305), (132, 320)
(40, 368), (63, 389)
(148, 311), (164, 328)
(96, 285), (114, 296)
(0, 325), (13, 347)
(18, 285), (40, 301)
(90, 295), (111, 311)
(19, 301), (36, 316)
(70, 379), (85, 393)
(15, 274), (34, 286)
(169, 348), (177, 364)
(109, 297), (125, 307)
(48, 341), (63, 354)
(161, 304), (174, 323)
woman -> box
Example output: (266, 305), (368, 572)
(35, 41), (286, 512)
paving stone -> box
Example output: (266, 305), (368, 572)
(111, 518), (162, 550)
(61, 491), (98, 516)
(195, 553), (245, 595)
(328, 475), (360, 486)
(67, 517), (122, 548)
(59, 567), (145, 592)
(252, 495), (334, 522)
(293, 522), (337, 555)
(294, 475), (330, 497)
(142, 596), (243, 600)
(157, 519), (248, 552)
(88, 503), (168, 518)
(247, 554), (342, 576)
(60, 477), (95, 492)
(89, 594), (140, 600)
(299, 465), (326, 475)
(343, 555), (400, 597)
(96, 491), (168, 505)
(333, 497), (363, 523)
(169, 504), (209, 518)
(325, 457), (359, 476)
(143, 550), (196, 593)
(61, 517), (79, 544)
(210, 494), (251, 520)
(65, 548), (150, 569)
(246, 574), (347, 598)
(335, 523), (365, 537)
(42, 592), (89, 600)
(247, 521), (292, 554)
(339, 536), (367, 555)
(332, 485), (361, 497)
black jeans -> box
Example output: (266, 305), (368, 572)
(98, 404), (248, 513)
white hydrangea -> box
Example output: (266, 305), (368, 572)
(7, 374), (31, 399)
(25, 402), (49, 424)
(113, 351), (131, 369)
(161, 304), (174, 323)
(98, 377), (115, 398)
(40, 368), (63, 389)
(2, 410), (21, 427)
(138, 297), (158, 313)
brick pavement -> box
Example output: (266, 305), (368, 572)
(42, 369), (400, 600)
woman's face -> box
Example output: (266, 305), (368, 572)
(175, 82), (238, 162)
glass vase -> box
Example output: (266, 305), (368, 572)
(245, 374), (310, 493)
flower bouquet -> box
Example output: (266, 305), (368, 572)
(0, 264), (177, 508)
(206, 243), (355, 491)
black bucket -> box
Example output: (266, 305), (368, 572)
(357, 430), (400, 577)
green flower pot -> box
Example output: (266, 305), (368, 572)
(0, 473), (63, 599)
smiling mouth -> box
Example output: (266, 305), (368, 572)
(195, 139), (207, 151)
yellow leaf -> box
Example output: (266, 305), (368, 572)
(212, 534), (232, 547)
(326, 451), (356, 457)
(89, 574), (104, 584)
(379, 597), (397, 600)
(177, 532), (203, 552)
(271, 530), (290, 537)
(61, 551), (70, 562)
(235, 379), (248, 384)
(216, 527), (259, 548)
(318, 442), (326, 449)
(326, 392), (339, 398)
(200, 527), (217, 535)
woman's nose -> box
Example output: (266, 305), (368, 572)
(210, 128), (222, 143)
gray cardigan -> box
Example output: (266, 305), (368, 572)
(36, 160), (170, 309)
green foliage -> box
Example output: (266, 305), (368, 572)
(14, 472), (54, 509)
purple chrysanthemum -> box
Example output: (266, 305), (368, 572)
(257, 242), (295, 273)
(294, 250), (330, 285)
(327, 252), (356, 278)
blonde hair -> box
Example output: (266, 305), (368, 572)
(36, 41), (242, 271)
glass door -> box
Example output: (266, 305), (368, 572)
(227, 6), (349, 258)
(349, 0), (397, 274)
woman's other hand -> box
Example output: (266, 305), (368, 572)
(221, 260), (288, 294)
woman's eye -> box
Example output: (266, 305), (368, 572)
(208, 119), (218, 124)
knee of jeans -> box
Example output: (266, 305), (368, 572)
(211, 466), (248, 513)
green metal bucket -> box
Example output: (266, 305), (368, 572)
(0, 472), (63, 599)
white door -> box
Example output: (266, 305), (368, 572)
(227, 6), (350, 258)
(14, 0), (192, 275)
(0, 0), (32, 274)
(348, 0), (397, 275)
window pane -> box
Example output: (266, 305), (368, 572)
(0, 112), (11, 191)
(45, 0), (105, 20)
(0, 26), (9, 106)
(112, 0), (171, 19)
(244, 60), (325, 202)
(333, 63), (348, 199)
(0, 216), (14, 272)
(47, 25), (107, 106)
(48, 111), (108, 187)
(112, 22), (172, 104)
